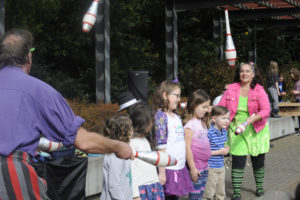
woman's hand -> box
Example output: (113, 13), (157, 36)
(246, 114), (260, 124)
(190, 168), (200, 182)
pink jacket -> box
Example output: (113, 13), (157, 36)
(218, 82), (270, 133)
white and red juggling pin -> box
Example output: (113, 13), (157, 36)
(224, 9), (237, 67)
(38, 137), (64, 152)
(82, 0), (100, 32)
(235, 113), (255, 135)
(134, 151), (177, 167)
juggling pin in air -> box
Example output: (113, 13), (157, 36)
(134, 151), (177, 167)
(224, 9), (237, 67)
(82, 0), (99, 32)
(235, 113), (255, 135)
(38, 137), (64, 152)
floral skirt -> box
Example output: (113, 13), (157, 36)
(139, 182), (164, 200)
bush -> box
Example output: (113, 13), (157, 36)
(67, 99), (119, 134)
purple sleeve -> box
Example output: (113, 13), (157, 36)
(154, 110), (168, 149)
(35, 86), (85, 147)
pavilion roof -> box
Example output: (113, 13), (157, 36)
(224, 0), (300, 20)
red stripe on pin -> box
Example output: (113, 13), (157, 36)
(85, 12), (96, 18)
(226, 33), (231, 36)
(82, 22), (94, 26)
(167, 155), (171, 166)
(48, 141), (52, 151)
(155, 151), (160, 166)
(226, 58), (236, 61)
(225, 49), (236, 52)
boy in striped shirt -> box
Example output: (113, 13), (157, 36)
(203, 106), (230, 200)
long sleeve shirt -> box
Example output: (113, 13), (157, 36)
(0, 66), (84, 156)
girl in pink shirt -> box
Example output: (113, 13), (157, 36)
(183, 89), (211, 200)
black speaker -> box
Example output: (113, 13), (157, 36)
(129, 70), (148, 102)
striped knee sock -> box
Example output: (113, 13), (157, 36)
(232, 168), (244, 198)
(254, 167), (265, 193)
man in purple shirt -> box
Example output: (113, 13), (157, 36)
(0, 29), (133, 199)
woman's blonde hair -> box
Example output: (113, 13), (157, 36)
(268, 60), (279, 74)
(153, 80), (181, 112)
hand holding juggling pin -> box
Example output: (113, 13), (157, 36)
(235, 113), (256, 135)
(133, 151), (177, 167)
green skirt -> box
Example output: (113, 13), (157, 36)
(228, 118), (270, 156)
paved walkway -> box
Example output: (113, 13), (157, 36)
(180, 134), (300, 200)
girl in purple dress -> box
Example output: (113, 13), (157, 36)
(153, 80), (194, 200)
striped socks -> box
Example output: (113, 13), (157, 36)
(232, 168), (244, 198)
(254, 167), (265, 195)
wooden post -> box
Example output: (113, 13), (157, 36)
(165, 0), (178, 80)
(95, 0), (110, 103)
(0, 0), (4, 36)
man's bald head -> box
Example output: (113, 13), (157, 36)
(0, 29), (33, 68)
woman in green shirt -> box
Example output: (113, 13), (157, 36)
(218, 62), (270, 200)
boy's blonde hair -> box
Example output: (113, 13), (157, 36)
(153, 80), (181, 112)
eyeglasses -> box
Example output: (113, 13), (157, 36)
(29, 48), (35, 52)
(170, 93), (180, 99)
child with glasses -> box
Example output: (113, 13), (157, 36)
(153, 80), (193, 200)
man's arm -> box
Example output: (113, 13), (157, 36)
(74, 127), (133, 159)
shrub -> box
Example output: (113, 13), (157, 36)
(67, 99), (119, 134)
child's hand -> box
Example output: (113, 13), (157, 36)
(190, 168), (200, 182)
(158, 170), (166, 185)
(222, 146), (230, 155)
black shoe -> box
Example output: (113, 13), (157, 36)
(256, 189), (264, 197)
(273, 113), (281, 118)
(232, 194), (241, 200)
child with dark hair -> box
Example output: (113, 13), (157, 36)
(101, 114), (133, 200)
(129, 103), (164, 200)
(203, 106), (230, 200)
(183, 89), (211, 200)
(290, 68), (300, 135)
(278, 73), (287, 102)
